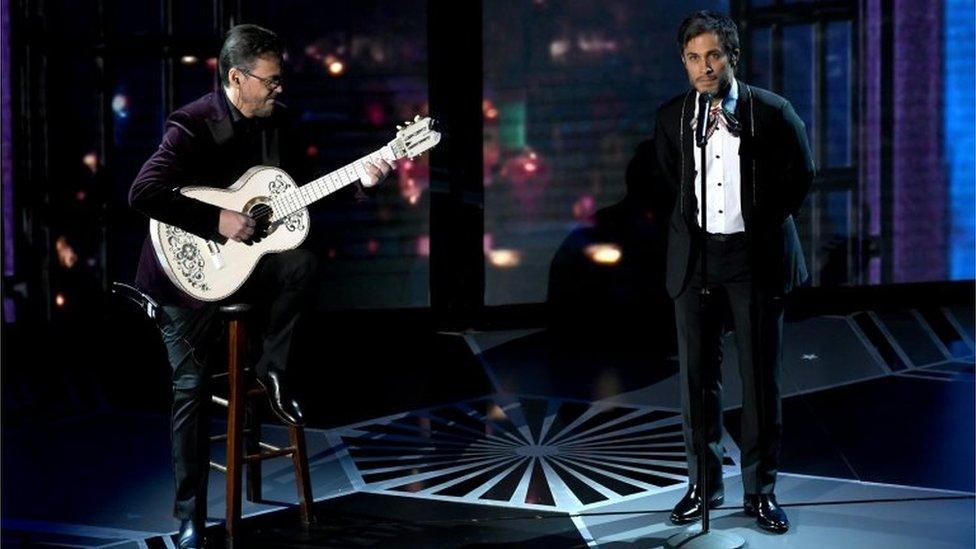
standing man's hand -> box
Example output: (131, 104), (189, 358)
(219, 209), (256, 242)
(361, 159), (395, 188)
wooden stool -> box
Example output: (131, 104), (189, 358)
(208, 303), (315, 546)
(111, 284), (314, 547)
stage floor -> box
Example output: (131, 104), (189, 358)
(3, 306), (973, 548)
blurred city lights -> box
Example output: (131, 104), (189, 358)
(55, 293), (66, 307)
(482, 99), (499, 120)
(549, 38), (571, 59)
(584, 243), (622, 265)
(82, 152), (98, 173)
(488, 249), (521, 268)
(180, 55), (198, 65)
(415, 234), (430, 257)
(572, 194), (596, 220)
(111, 94), (129, 118)
(55, 236), (77, 268)
(366, 102), (386, 126)
(325, 55), (345, 76)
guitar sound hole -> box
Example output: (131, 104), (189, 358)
(248, 203), (274, 238)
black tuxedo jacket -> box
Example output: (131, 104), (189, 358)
(653, 82), (815, 299)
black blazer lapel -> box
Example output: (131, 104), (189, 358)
(679, 90), (696, 227)
(205, 92), (235, 146)
(735, 81), (756, 226)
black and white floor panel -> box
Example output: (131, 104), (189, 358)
(2, 306), (973, 547)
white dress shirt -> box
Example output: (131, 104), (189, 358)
(693, 78), (745, 234)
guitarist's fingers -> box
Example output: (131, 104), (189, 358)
(376, 159), (395, 173)
(362, 163), (380, 187)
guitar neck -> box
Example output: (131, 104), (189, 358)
(270, 145), (398, 220)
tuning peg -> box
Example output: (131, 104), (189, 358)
(396, 125), (403, 131)
(414, 114), (420, 122)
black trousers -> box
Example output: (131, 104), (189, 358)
(157, 249), (318, 521)
(674, 234), (784, 496)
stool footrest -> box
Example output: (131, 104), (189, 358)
(244, 447), (297, 462)
(211, 391), (266, 408)
(208, 447), (298, 474)
(210, 430), (256, 443)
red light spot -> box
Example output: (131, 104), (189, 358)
(366, 103), (385, 126)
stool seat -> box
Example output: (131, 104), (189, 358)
(219, 303), (253, 316)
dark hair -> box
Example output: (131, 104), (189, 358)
(218, 24), (284, 87)
(677, 11), (739, 56)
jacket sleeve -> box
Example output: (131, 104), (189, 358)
(128, 113), (223, 240)
(779, 100), (815, 218)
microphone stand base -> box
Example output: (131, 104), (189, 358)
(664, 529), (745, 549)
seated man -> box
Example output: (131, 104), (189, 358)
(128, 24), (392, 548)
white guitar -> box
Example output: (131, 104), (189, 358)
(150, 116), (441, 301)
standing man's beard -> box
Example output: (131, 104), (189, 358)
(691, 72), (733, 99)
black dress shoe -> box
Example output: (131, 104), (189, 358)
(744, 493), (790, 533)
(177, 519), (205, 549)
(669, 484), (724, 525)
(257, 370), (304, 425)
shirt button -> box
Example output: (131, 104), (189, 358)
(718, 210), (724, 214)
(716, 155), (721, 159)
(717, 182), (722, 186)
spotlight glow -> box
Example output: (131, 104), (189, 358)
(326, 56), (345, 76)
(585, 243), (622, 265)
(82, 152), (98, 173)
(111, 94), (129, 118)
(488, 249), (521, 268)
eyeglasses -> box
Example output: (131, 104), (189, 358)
(238, 67), (283, 91)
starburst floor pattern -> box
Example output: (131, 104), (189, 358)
(330, 396), (738, 512)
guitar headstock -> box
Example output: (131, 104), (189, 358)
(388, 115), (441, 160)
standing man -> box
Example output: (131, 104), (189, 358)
(129, 25), (392, 548)
(653, 11), (814, 533)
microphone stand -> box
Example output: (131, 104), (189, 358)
(665, 92), (744, 549)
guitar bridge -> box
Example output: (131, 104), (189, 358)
(206, 240), (224, 270)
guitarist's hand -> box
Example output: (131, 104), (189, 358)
(219, 210), (256, 243)
(362, 159), (395, 188)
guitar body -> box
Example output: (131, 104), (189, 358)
(149, 165), (310, 302)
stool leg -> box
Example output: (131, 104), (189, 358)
(225, 319), (246, 544)
(289, 425), (315, 527)
(245, 402), (263, 502)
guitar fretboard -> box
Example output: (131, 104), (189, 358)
(269, 145), (398, 221)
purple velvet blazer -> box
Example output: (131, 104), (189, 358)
(128, 91), (301, 308)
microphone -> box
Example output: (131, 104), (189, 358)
(696, 92), (712, 147)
